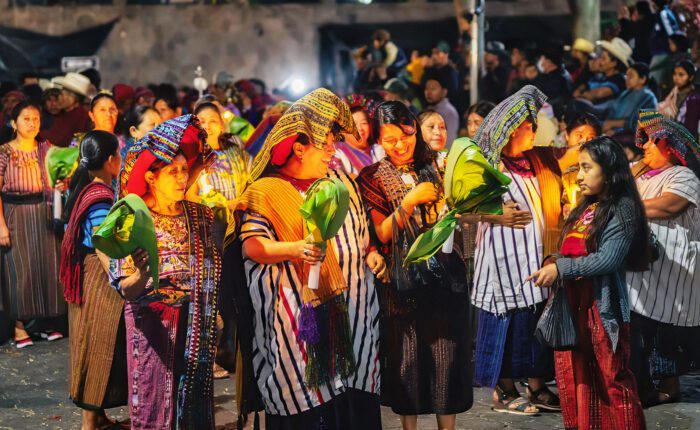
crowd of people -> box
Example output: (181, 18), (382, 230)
(0, 1), (699, 429)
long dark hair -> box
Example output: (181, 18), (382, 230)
(63, 130), (119, 222)
(10, 100), (41, 122)
(372, 101), (434, 169)
(562, 136), (650, 271)
(124, 105), (157, 137)
(193, 102), (239, 151)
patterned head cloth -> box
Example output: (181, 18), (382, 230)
(636, 110), (700, 178)
(474, 85), (547, 167)
(249, 88), (359, 182)
(119, 114), (208, 197)
(634, 109), (664, 148)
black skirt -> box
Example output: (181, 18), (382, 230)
(377, 285), (473, 415)
(265, 389), (381, 430)
(630, 312), (700, 383)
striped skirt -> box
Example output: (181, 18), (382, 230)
(474, 304), (553, 388)
(1, 201), (65, 320)
(68, 254), (127, 410)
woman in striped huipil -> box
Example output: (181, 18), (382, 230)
(224, 89), (386, 429)
(627, 111), (700, 407)
(472, 86), (564, 414)
(0, 101), (65, 348)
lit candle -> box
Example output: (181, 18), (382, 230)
(199, 172), (213, 196)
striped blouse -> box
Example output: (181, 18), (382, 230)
(0, 143), (45, 194)
(239, 170), (379, 416)
(627, 166), (700, 326)
(472, 170), (549, 315)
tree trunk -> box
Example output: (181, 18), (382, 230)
(569, 0), (601, 42)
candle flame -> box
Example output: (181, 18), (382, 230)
(199, 172), (214, 195)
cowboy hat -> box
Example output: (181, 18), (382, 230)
(53, 72), (91, 97)
(572, 38), (595, 54)
(597, 37), (633, 67)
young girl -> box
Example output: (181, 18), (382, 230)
(60, 130), (126, 430)
(658, 60), (697, 121)
(529, 136), (647, 429)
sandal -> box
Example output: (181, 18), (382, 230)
(213, 363), (230, 379)
(492, 385), (540, 415)
(40, 331), (64, 341)
(525, 385), (562, 412)
(641, 388), (681, 408)
(14, 337), (34, 349)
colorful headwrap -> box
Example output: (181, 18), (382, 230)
(249, 88), (359, 182)
(343, 93), (379, 119)
(474, 85), (547, 167)
(636, 110), (700, 178)
(119, 114), (208, 197)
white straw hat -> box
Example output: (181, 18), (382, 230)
(597, 37), (633, 67)
(52, 72), (91, 97)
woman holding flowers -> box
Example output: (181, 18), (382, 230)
(224, 89), (386, 429)
(357, 101), (472, 430)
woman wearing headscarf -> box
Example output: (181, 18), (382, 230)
(108, 115), (221, 429)
(223, 88), (387, 429)
(59, 130), (126, 430)
(472, 85), (564, 414)
(627, 111), (700, 407)
(357, 101), (472, 430)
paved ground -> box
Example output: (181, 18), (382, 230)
(1, 338), (699, 429)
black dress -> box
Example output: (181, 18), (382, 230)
(358, 159), (473, 415)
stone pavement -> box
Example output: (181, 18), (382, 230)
(1, 338), (699, 429)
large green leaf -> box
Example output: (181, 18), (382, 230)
(92, 194), (159, 289)
(403, 138), (512, 265)
(299, 177), (350, 242)
(45, 146), (79, 186)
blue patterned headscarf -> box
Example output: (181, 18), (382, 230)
(474, 85), (547, 167)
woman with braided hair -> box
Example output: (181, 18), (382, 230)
(60, 130), (127, 429)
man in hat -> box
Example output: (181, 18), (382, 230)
(43, 72), (91, 147)
(568, 38), (595, 84)
(534, 43), (573, 109)
(574, 38), (631, 108)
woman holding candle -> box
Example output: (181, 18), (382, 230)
(224, 88), (387, 428)
(186, 101), (249, 225)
